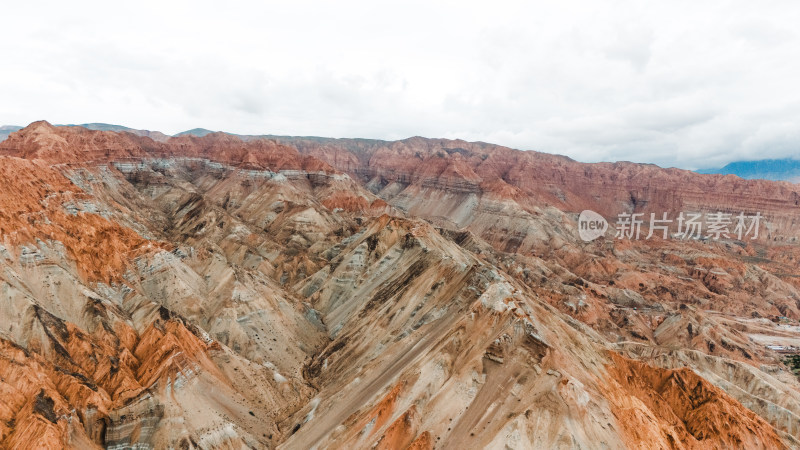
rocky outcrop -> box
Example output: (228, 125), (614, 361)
(606, 352), (786, 449)
(0, 156), (162, 283)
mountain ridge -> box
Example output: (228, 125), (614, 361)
(5, 121), (798, 182)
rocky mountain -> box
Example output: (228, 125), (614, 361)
(1, 121), (800, 448)
(699, 158), (800, 183)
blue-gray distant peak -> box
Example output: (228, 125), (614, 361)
(698, 158), (800, 182)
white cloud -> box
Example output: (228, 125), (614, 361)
(2, 0), (800, 169)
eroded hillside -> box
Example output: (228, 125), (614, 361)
(0, 122), (799, 448)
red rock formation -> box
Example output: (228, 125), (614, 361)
(6, 124), (798, 238)
(321, 191), (370, 212)
(0, 312), (236, 449)
(0, 121), (333, 172)
(606, 352), (786, 449)
(282, 136), (800, 241)
(406, 431), (433, 450)
(375, 405), (422, 450)
(0, 156), (162, 283)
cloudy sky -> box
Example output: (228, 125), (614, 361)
(2, 1), (799, 169)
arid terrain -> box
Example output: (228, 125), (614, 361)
(1, 121), (800, 449)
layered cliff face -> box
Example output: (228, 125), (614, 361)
(280, 136), (800, 243)
(0, 122), (799, 448)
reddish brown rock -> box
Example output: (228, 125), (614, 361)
(0, 156), (162, 283)
(606, 352), (786, 449)
(0, 121), (334, 172)
(282, 135), (800, 241)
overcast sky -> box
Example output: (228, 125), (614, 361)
(2, 1), (799, 169)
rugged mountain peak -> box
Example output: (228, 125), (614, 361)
(26, 119), (57, 131)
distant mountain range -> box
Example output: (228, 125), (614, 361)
(173, 127), (215, 137)
(0, 125), (22, 142)
(1, 123), (798, 182)
(1, 123), (174, 143)
(0, 122), (359, 144)
(697, 158), (800, 183)
(65, 123), (172, 142)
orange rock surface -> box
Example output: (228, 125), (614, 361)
(606, 352), (786, 449)
(0, 156), (160, 283)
